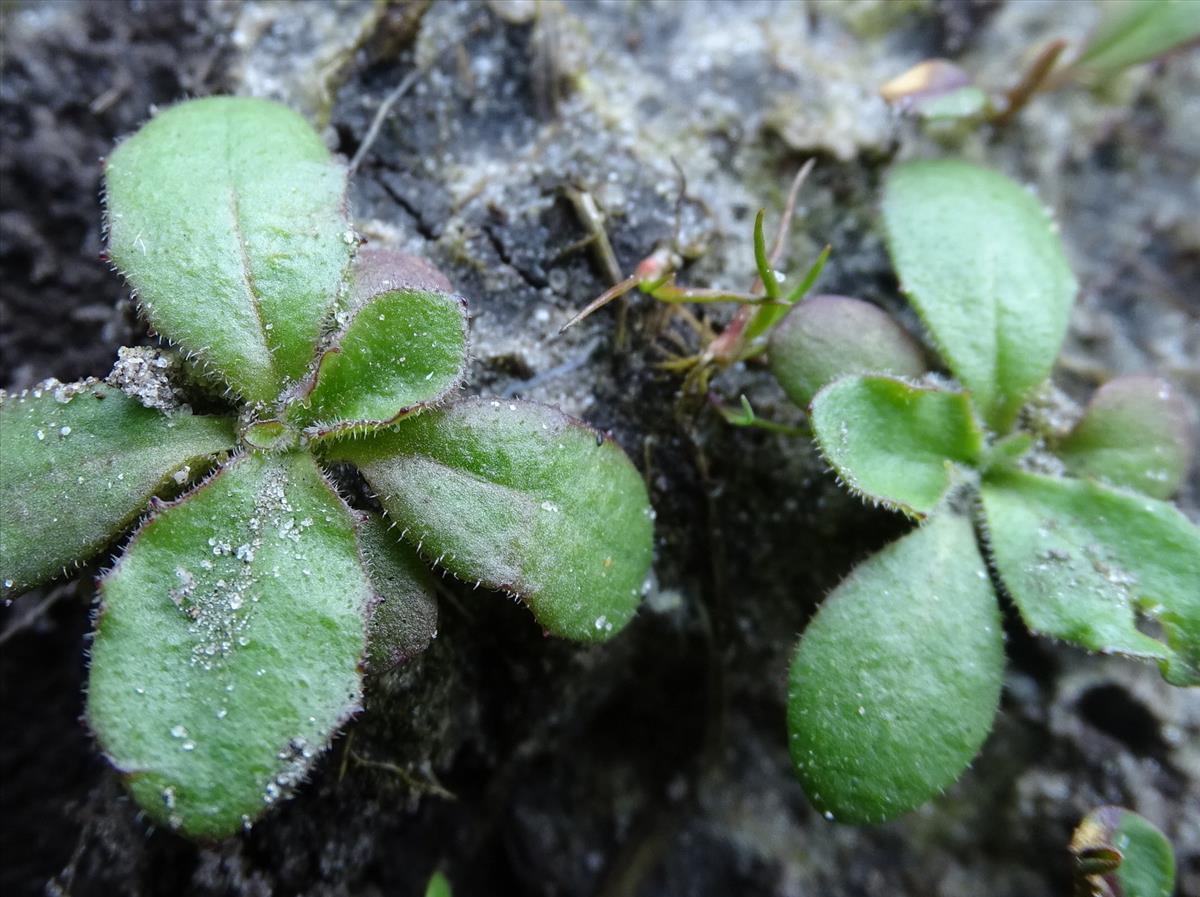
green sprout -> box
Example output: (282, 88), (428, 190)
(0, 97), (654, 839)
(1071, 806), (1176, 897)
(560, 159), (830, 396)
(880, 0), (1200, 127)
(772, 158), (1198, 823)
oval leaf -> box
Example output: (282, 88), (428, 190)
(1072, 806), (1176, 897)
(1058, 375), (1193, 499)
(882, 160), (1076, 430)
(981, 468), (1200, 685)
(87, 452), (372, 838)
(105, 97), (353, 404)
(326, 397), (654, 642)
(787, 514), (1005, 824)
(358, 513), (438, 672)
(293, 287), (468, 437)
(768, 295), (926, 409)
(0, 381), (235, 597)
(810, 375), (984, 517)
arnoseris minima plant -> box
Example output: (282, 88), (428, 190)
(0, 97), (654, 839)
(769, 159), (1198, 824)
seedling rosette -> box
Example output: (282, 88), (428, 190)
(0, 97), (654, 839)
(771, 159), (1199, 823)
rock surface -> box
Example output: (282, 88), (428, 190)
(1, 2), (1196, 896)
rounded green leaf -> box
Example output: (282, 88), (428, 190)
(810, 375), (985, 518)
(882, 159), (1077, 431)
(105, 97), (353, 405)
(768, 295), (926, 409)
(358, 513), (438, 672)
(1058, 375), (1193, 499)
(292, 287), (468, 437)
(87, 452), (372, 839)
(0, 380), (235, 598)
(787, 514), (1005, 824)
(326, 397), (654, 642)
(981, 468), (1200, 685)
(1072, 806), (1176, 897)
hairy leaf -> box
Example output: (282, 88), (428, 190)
(984, 431), (1035, 472)
(769, 295), (926, 408)
(294, 288), (468, 437)
(358, 513), (438, 672)
(982, 469), (1200, 685)
(882, 159), (1076, 430)
(0, 381), (235, 597)
(810, 375), (984, 517)
(1072, 0), (1200, 79)
(105, 97), (353, 404)
(1058, 375), (1192, 499)
(88, 452), (371, 838)
(1072, 806), (1176, 897)
(349, 247), (454, 307)
(787, 514), (1004, 824)
(327, 398), (654, 642)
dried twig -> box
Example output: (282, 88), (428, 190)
(348, 68), (423, 173)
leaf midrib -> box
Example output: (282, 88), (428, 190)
(223, 109), (276, 398)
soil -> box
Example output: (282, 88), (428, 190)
(1, 2), (1197, 897)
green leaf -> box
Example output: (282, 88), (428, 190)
(882, 159), (1077, 430)
(1072, 806), (1176, 897)
(1057, 375), (1192, 499)
(768, 295), (926, 408)
(981, 468), (1200, 685)
(787, 514), (1005, 824)
(292, 287), (468, 437)
(752, 209), (781, 300)
(1073, 0), (1200, 79)
(744, 246), (831, 345)
(358, 513), (438, 672)
(87, 452), (372, 839)
(916, 85), (989, 120)
(105, 97), (353, 405)
(718, 395), (807, 437)
(983, 431), (1035, 472)
(809, 375), (984, 517)
(0, 381), (235, 598)
(425, 871), (453, 897)
(326, 397), (654, 642)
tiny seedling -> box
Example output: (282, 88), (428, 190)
(881, 0), (1200, 126)
(1071, 806), (1176, 897)
(561, 160), (830, 397)
(0, 97), (653, 839)
(772, 158), (1198, 823)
